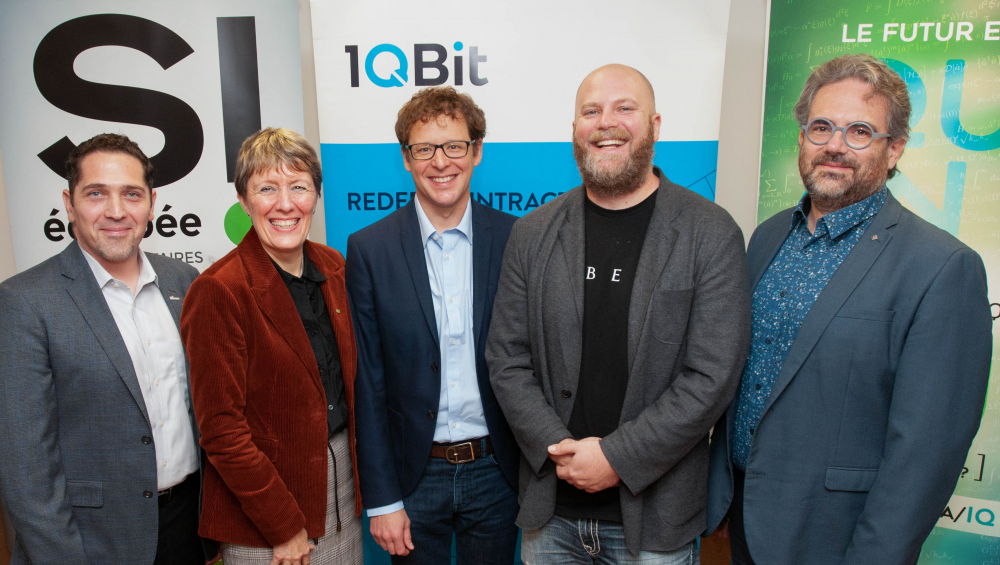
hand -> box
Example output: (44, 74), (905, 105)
(269, 528), (314, 565)
(710, 517), (730, 539)
(547, 437), (576, 466)
(370, 508), (414, 556)
(548, 437), (620, 493)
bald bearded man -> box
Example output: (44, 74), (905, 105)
(486, 64), (751, 564)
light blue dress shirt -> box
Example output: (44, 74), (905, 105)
(366, 197), (490, 518)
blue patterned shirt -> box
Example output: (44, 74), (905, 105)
(732, 187), (886, 471)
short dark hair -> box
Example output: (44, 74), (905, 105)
(66, 133), (154, 197)
(395, 87), (486, 148)
(794, 54), (910, 179)
(234, 128), (323, 199)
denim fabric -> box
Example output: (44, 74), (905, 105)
(392, 448), (519, 565)
(521, 515), (699, 564)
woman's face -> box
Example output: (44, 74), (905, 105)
(239, 165), (318, 259)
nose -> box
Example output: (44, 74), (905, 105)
(106, 192), (127, 219)
(430, 145), (450, 168)
(824, 128), (849, 153)
(275, 186), (295, 211)
(598, 107), (618, 130)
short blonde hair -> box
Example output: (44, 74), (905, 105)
(234, 128), (323, 198)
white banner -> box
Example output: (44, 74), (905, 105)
(310, 0), (733, 251)
(0, 0), (304, 272)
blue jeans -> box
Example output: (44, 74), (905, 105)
(521, 515), (700, 565)
(392, 450), (519, 565)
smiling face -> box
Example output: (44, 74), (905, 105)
(573, 65), (661, 199)
(798, 78), (906, 214)
(403, 114), (481, 226)
(239, 165), (318, 265)
(63, 151), (155, 270)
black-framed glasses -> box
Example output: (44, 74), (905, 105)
(801, 118), (891, 150)
(404, 140), (474, 160)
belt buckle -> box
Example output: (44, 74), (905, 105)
(445, 441), (475, 464)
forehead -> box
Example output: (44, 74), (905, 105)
(576, 69), (653, 111)
(75, 151), (147, 188)
(248, 163), (314, 185)
(808, 78), (889, 129)
(408, 114), (470, 143)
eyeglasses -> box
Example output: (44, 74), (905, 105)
(404, 140), (474, 160)
(801, 118), (891, 150)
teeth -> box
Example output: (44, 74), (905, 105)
(270, 219), (299, 228)
(596, 140), (626, 147)
(431, 175), (456, 183)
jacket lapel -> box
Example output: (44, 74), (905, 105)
(626, 182), (680, 373)
(399, 202), (440, 345)
(239, 229), (324, 394)
(471, 202), (493, 348)
(557, 190), (586, 327)
(60, 242), (150, 426)
(761, 192), (901, 417)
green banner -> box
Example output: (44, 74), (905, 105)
(761, 1), (1000, 561)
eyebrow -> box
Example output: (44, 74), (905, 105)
(79, 183), (149, 192)
(581, 97), (641, 109)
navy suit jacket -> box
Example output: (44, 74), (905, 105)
(0, 242), (202, 565)
(346, 199), (519, 509)
(706, 191), (993, 565)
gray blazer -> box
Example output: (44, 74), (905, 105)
(487, 172), (751, 554)
(706, 191), (993, 565)
(0, 241), (200, 565)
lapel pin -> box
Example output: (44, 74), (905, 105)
(871, 235), (878, 241)
(169, 296), (181, 301)
(335, 309), (341, 314)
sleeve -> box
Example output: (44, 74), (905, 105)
(486, 221), (574, 475)
(841, 248), (992, 565)
(345, 234), (405, 508)
(0, 285), (93, 564)
(180, 275), (305, 547)
(600, 221), (753, 495)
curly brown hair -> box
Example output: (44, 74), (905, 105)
(395, 87), (486, 150)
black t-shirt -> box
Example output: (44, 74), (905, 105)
(273, 250), (348, 437)
(554, 187), (658, 522)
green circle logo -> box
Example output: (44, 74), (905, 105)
(224, 202), (252, 244)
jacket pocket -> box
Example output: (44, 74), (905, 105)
(66, 480), (103, 508)
(835, 308), (895, 323)
(650, 287), (695, 344)
(825, 467), (879, 492)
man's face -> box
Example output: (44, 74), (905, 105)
(62, 151), (154, 268)
(573, 67), (661, 199)
(403, 115), (481, 218)
(798, 78), (906, 212)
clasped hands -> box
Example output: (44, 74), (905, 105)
(548, 437), (620, 492)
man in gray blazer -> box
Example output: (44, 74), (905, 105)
(487, 64), (751, 563)
(0, 134), (206, 565)
(706, 54), (993, 565)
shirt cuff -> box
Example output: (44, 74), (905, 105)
(366, 501), (404, 517)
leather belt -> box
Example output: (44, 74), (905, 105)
(430, 436), (494, 464)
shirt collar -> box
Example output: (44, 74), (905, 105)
(414, 195), (473, 246)
(81, 247), (158, 290)
(791, 186), (887, 239)
(272, 248), (327, 284)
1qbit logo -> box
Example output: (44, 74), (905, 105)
(344, 42), (487, 88)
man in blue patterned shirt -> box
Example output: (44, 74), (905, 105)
(707, 54), (993, 565)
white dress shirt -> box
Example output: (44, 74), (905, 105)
(82, 249), (199, 490)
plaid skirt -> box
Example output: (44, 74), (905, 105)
(220, 430), (363, 564)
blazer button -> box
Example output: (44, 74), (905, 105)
(561, 390), (572, 398)
(141, 435), (153, 445)
(427, 410), (436, 420)
(143, 490), (154, 499)
(431, 362), (439, 372)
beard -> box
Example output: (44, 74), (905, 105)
(799, 146), (890, 213)
(573, 120), (656, 200)
(95, 236), (138, 263)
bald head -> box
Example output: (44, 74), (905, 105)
(575, 64), (656, 115)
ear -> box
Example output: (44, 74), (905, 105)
(62, 189), (74, 223)
(886, 136), (907, 172)
(148, 189), (157, 223)
(471, 139), (483, 167)
(402, 146), (412, 173)
(237, 193), (251, 217)
(798, 128), (805, 148)
(651, 113), (661, 142)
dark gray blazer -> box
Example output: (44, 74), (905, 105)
(487, 172), (752, 554)
(0, 241), (200, 565)
(706, 191), (993, 565)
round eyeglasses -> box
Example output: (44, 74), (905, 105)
(404, 140), (474, 160)
(801, 118), (891, 150)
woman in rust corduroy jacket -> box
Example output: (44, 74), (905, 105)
(181, 128), (362, 565)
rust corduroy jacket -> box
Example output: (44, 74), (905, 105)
(180, 228), (361, 548)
